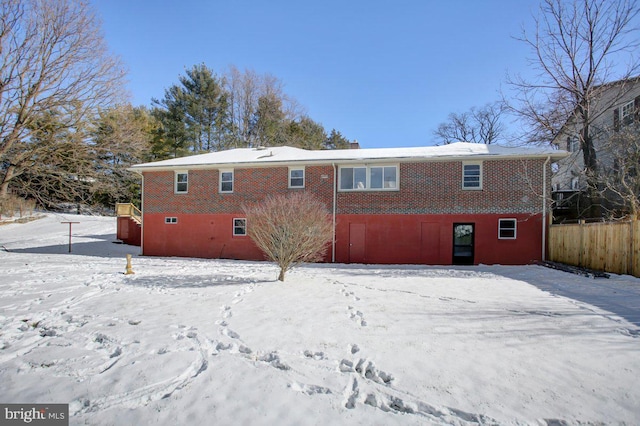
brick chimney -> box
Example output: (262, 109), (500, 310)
(350, 140), (360, 149)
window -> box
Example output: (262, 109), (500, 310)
(289, 168), (305, 188)
(571, 177), (580, 190)
(370, 166), (397, 189)
(220, 170), (233, 193)
(621, 100), (635, 125)
(567, 137), (580, 153)
(165, 217), (178, 224)
(233, 218), (246, 236)
(175, 172), (188, 193)
(462, 162), (482, 189)
(498, 219), (517, 239)
(339, 165), (398, 191)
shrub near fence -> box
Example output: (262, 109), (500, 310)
(548, 219), (640, 278)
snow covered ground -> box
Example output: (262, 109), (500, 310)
(1, 214), (639, 425)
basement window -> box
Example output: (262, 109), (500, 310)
(165, 217), (178, 224)
(498, 218), (517, 239)
(233, 218), (246, 236)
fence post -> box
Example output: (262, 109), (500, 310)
(578, 220), (585, 267)
(632, 219), (637, 277)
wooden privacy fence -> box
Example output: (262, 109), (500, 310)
(548, 219), (640, 277)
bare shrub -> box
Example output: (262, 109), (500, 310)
(0, 195), (36, 219)
(243, 192), (333, 281)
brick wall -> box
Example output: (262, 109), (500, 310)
(144, 165), (335, 214)
(338, 159), (547, 215)
(143, 158), (548, 215)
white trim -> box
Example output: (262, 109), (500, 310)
(462, 161), (482, 190)
(174, 171), (188, 194)
(338, 164), (399, 192)
(232, 218), (246, 236)
(288, 166), (305, 188)
(220, 169), (234, 193)
(129, 142), (568, 173)
(165, 217), (178, 224)
(498, 218), (517, 240)
(621, 99), (635, 123)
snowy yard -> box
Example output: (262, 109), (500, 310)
(1, 214), (639, 425)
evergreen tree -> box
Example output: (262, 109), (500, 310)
(152, 64), (229, 154)
(324, 129), (351, 149)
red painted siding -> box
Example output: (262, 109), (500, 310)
(117, 217), (141, 246)
(334, 213), (542, 265)
(143, 213), (264, 260)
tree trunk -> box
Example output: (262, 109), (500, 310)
(581, 124), (602, 218)
(278, 268), (285, 281)
(0, 165), (15, 199)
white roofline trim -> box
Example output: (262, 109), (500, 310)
(129, 143), (568, 173)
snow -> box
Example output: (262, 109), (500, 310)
(131, 142), (567, 170)
(1, 214), (639, 425)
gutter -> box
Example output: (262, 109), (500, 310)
(542, 156), (551, 261)
(128, 152), (569, 173)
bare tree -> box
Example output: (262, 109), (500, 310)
(243, 192), (333, 281)
(433, 102), (505, 145)
(506, 0), (640, 216)
(224, 65), (304, 147)
(599, 123), (640, 217)
(0, 0), (126, 198)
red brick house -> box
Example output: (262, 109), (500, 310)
(121, 142), (566, 265)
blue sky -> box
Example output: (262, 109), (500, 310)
(92, 0), (542, 148)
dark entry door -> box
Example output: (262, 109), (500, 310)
(452, 223), (474, 265)
(349, 223), (366, 263)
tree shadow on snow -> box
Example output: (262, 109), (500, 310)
(489, 265), (640, 328)
(4, 234), (138, 258)
(303, 263), (640, 328)
(124, 273), (270, 289)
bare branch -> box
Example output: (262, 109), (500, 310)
(0, 0), (126, 197)
(243, 192), (333, 281)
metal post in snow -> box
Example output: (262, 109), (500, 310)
(61, 221), (80, 253)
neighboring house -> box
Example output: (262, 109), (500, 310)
(551, 77), (640, 218)
(121, 142), (566, 265)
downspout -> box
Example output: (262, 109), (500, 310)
(140, 173), (144, 256)
(542, 156), (550, 261)
(332, 163), (337, 263)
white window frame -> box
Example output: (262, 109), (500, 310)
(233, 218), (246, 236)
(498, 218), (517, 240)
(338, 164), (399, 192)
(462, 162), (482, 190)
(621, 100), (634, 125)
(289, 167), (305, 188)
(165, 217), (178, 224)
(220, 169), (234, 193)
(175, 171), (188, 194)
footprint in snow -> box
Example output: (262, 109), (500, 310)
(221, 328), (239, 339)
